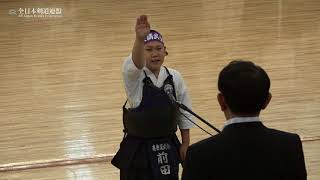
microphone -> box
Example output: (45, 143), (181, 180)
(164, 84), (221, 134)
(164, 84), (178, 105)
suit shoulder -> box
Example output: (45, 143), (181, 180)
(263, 127), (303, 147)
(188, 134), (221, 153)
(266, 127), (300, 139)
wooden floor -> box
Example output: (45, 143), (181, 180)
(0, 0), (319, 179)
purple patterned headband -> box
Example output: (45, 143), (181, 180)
(144, 30), (164, 44)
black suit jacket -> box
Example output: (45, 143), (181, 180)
(182, 122), (307, 180)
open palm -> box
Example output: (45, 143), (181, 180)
(135, 15), (150, 40)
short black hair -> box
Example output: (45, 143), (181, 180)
(218, 60), (270, 114)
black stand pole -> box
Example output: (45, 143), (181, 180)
(175, 102), (221, 134)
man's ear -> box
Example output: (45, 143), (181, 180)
(217, 93), (227, 111)
(164, 46), (168, 56)
(262, 93), (272, 110)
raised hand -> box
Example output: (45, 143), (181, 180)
(135, 15), (150, 41)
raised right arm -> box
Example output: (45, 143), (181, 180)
(132, 15), (150, 69)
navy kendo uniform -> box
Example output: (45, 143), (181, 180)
(112, 30), (194, 180)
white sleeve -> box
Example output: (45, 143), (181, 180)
(173, 71), (195, 129)
(122, 55), (144, 107)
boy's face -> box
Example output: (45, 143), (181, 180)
(144, 41), (166, 72)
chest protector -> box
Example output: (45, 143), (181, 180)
(123, 67), (178, 138)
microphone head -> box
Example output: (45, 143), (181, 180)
(164, 84), (173, 94)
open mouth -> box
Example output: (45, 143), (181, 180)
(151, 59), (161, 63)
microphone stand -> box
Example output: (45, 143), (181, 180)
(174, 101), (221, 134)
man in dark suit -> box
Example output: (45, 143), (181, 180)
(182, 60), (307, 180)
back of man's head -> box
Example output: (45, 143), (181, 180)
(218, 60), (270, 114)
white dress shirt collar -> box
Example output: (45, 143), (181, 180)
(224, 116), (261, 129)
